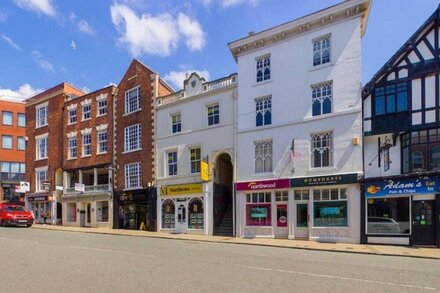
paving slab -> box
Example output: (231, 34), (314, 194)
(31, 224), (440, 260)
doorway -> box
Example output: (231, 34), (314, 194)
(412, 200), (436, 245)
(295, 203), (309, 238)
(213, 153), (233, 236)
(85, 203), (91, 227)
(176, 199), (187, 233)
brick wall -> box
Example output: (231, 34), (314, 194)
(0, 100), (25, 163)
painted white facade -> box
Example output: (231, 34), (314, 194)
(155, 73), (237, 235)
(230, 0), (370, 243)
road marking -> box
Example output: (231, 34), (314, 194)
(231, 264), (437, 291)
(66, 245), (156, 258)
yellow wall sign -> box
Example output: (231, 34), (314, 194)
(200, 160), (210, 181)
(160, 183), (203, 196)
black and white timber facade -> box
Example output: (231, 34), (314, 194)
(362, 6), (440, 247)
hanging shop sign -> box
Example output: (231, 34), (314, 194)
(236, 179), (290, 191)
(200, 160), (210, 181)
(365, 177), (440, 197)
(291, 173), (358, 187)
(160, 183), (203, 196)
(74, 183), (85, 192)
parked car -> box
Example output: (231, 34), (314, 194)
(367, 217), (401, 233)
(0, 203), (34, 227)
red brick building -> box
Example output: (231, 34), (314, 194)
(61, 85), (116, 228)
(25, 83), (85, 224)
(114, 59), (173, 230)
(0, 97), (26, 203)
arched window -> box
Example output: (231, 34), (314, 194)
(412, 151), (424, 171)
(188, 198), (204, 229)
(162, 199), (175, 229)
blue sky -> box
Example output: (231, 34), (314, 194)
(0, 0), (439, 100)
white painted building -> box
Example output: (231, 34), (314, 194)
(155, 73), (237, 236)
(229, 0), (371, 243)
(362, 7), (440, 247)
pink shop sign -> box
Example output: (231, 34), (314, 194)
(236, 179), (290, 191)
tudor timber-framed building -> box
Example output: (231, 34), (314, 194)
(362, 6), (440, 247)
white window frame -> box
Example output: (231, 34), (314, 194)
(36, 103), (48, 128)
(68, 137), (77, 159)
(82, 133), (92, 157)
(313, 34), (331, 67)
(256, 55), (271, 83)
(207, 103), (220, 126)
(124, 124), (141, 152)
(167, 150), (178, 177)
(82, 103), (91, 121)
(125, 162), (141, 189)
(171, 113), (181, 134)
(310, 131), (334, 168)
(254, 139), (273, 173)
(35, 167), (48, 192)
(97, 130), (108, 154)
(311, 81), (333, 116)
(125, 86), (140, 114)
(97, 99), (107, 117)
(189, 147), (201, 174)
(36, 134), (48, 160)
(68, 108), (77, 124)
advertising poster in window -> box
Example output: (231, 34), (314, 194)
(246, 204), (271, 226)
(276, 204), (287, 227)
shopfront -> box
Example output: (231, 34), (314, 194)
(158, 183), (206, 235)
(363, 176), (440, 247)
(236, 179), (290, 238)
(26, 194), (54, 224)
(62, 195), (111, 228)
(115, 188), (157, 231)
(1, 183), (25, 204)
(290, 173), (360, 243)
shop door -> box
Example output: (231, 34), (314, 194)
(412, 200), (436, 245)
(275, 204), (288, 237)
(85, 203), (91, 227)
(176, 201), (187, 233)
(295, 203), (309, 238)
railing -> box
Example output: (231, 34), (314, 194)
(158, 74), (237, 106)
(64, 184), (109, 195)
(203, 74), (237, 92)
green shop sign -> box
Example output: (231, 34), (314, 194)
(291, 173), (358, 187)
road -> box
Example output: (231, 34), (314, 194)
(0, 228), (438, 293)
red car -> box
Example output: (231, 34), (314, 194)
(0, 203), (34, 227)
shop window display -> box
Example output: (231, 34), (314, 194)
(188, 198), (204, 229)
(246, 192), (271, 226)
(313, 188), (347, 227)
(367, 197), (410, 234)
(162, 199), (175, 229)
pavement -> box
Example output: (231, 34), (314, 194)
(32, 224), (440, 260)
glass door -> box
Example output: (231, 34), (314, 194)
(85, 203), (91, 226)
(412, 200), (436, 245)
(295, 203), (309, 238)
(175, 199), (187, 233)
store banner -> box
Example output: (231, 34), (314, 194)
(160, 183), (203, 196)
(365, 177), (440, 197)
(291, 173), (358, 187)
(236, 179), (290, 191)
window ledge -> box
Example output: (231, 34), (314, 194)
(307, 166), (337, 173)
(81, 118), (92, 122)
(122, 148), (142, 155)
(253, 79), (273, 87)
(123, 108), (142, 117)
(123, 187), (143, 191)
(35, 124), (48, 129)
(309, 62), (334, 72)
(67, 157), (77, 160)
(81, 154), (92, 158)
(96, 113), (107, 118)
(97, 152), (108, 155)
(35, 157), (48, 161)
(68, 122), (77, 126)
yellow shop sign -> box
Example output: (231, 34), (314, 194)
(160, 183), (203, 196)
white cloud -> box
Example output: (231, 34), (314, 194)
(13, 0), (56, 17)
(32, 50), (54, 72)
(77, 20), (95, 35)
(0, 84), (42, 101)
(164, 69), (210, 89)
(1, 34), (21, 50)
(177, 13), (205, 51)
(110, 3), (206, 57)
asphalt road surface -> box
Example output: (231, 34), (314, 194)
(0, 227), (439, 293)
